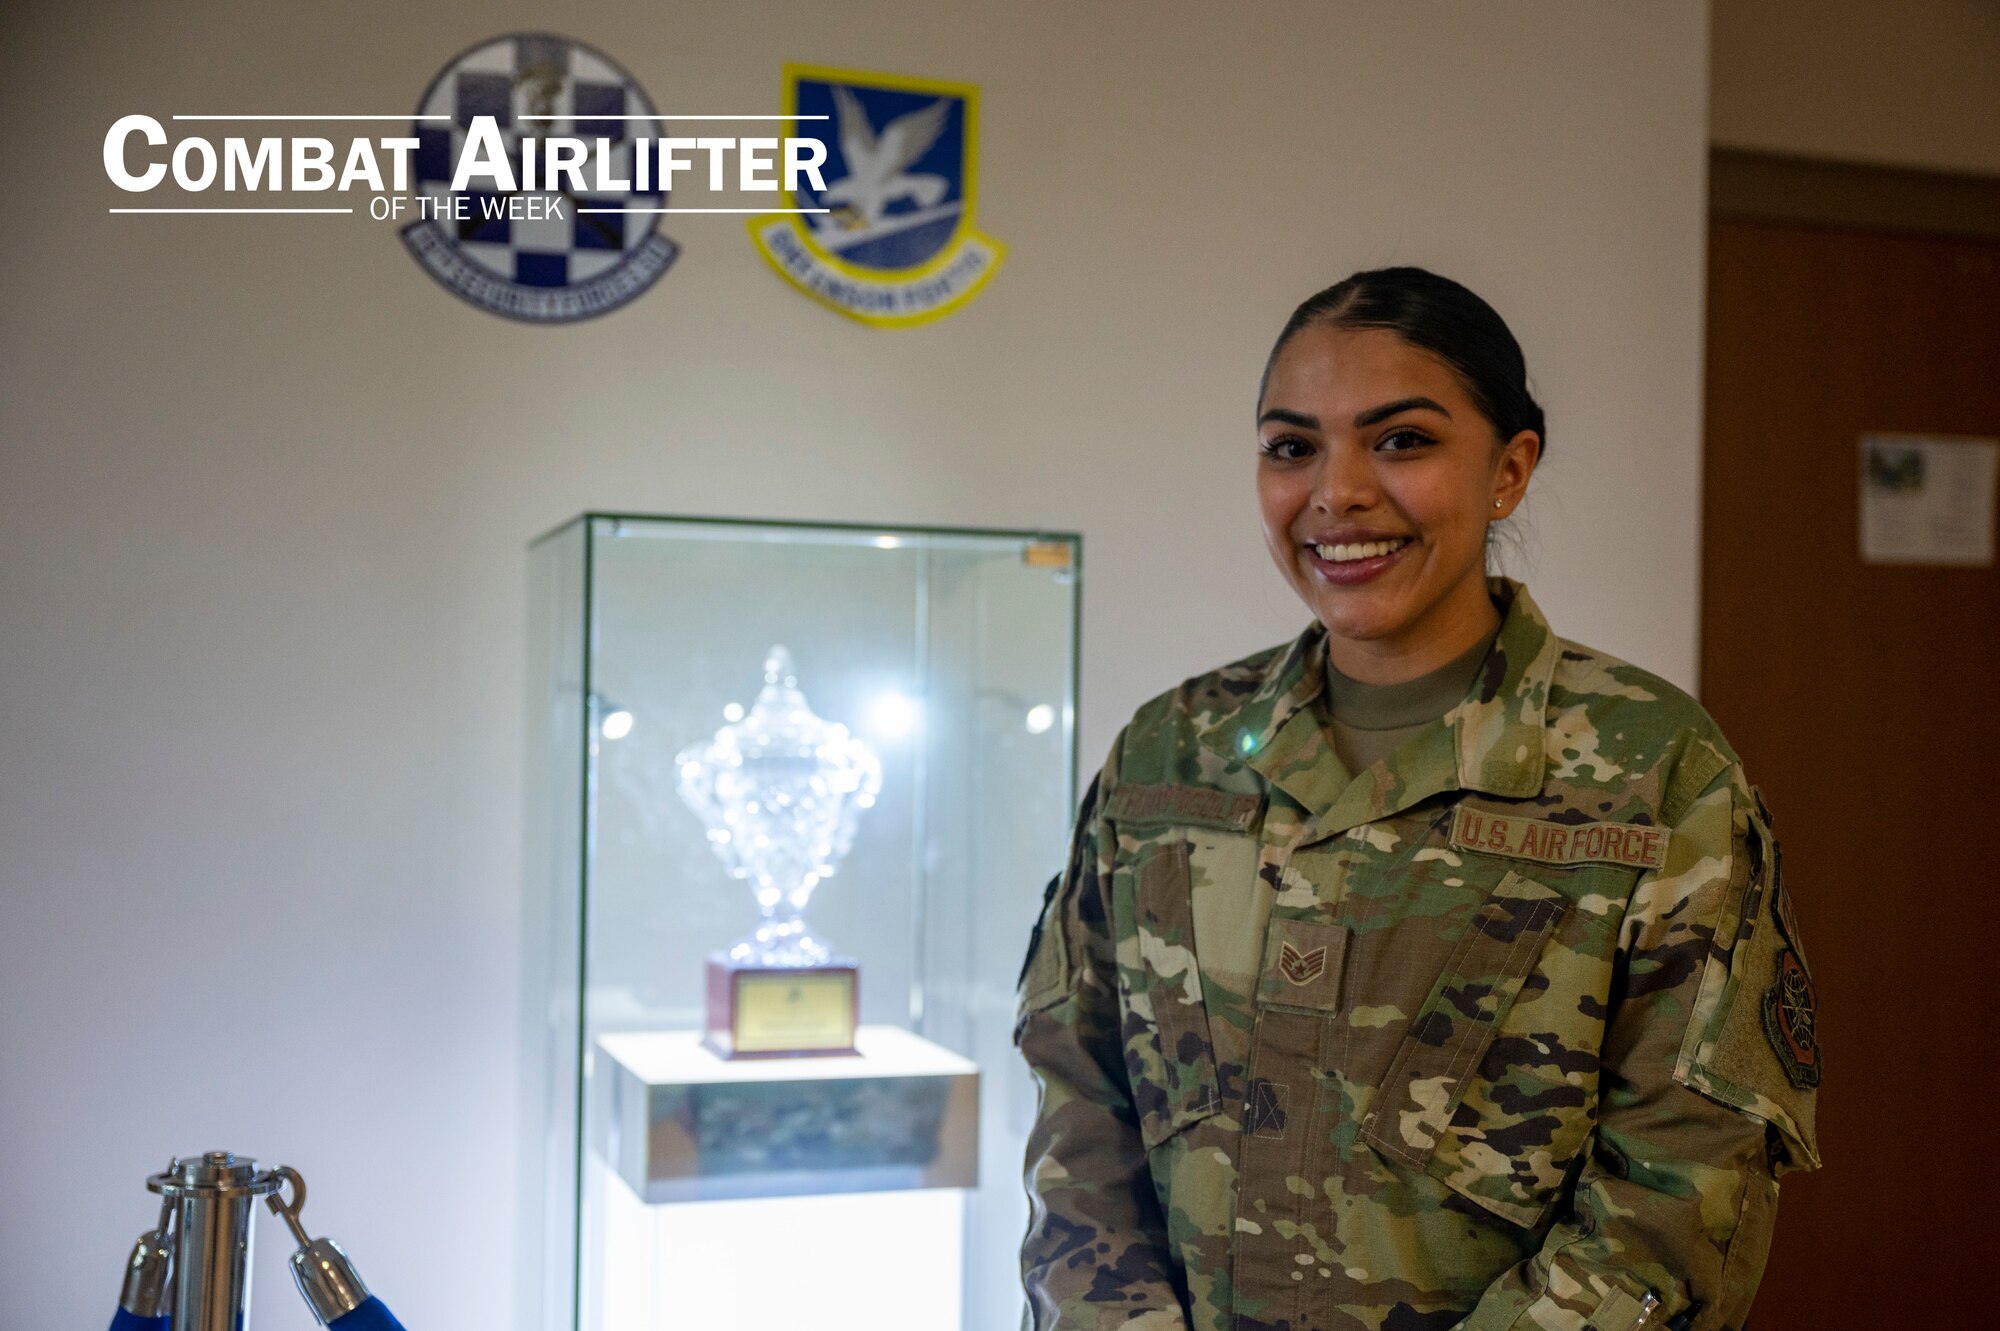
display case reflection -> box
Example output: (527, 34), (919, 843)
(524, 514), (1081, 1331)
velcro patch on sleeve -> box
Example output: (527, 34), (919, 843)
(1449, 806), (1669, 871)
(1108, 783), (1262, 832)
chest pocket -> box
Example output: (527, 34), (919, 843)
(1121, 837), (1224, 1150)
(1361, 870), (1595, 1228)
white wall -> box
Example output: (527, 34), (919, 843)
(0, 2), (1710, 1326)
(1712, 0), (2000, 175)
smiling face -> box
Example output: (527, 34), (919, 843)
(1256, 324), (1540, 683)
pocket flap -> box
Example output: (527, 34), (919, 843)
(1362, 871), (1569, 1177)
(1126, 839), (1222, 1149)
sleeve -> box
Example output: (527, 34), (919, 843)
(1015, 728), (1191, 1331)
(1456, 753), (1822, 1331)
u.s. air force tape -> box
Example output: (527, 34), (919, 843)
(1449, 806), (1669, 871)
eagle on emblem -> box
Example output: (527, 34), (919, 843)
(819, 85), (952, 232)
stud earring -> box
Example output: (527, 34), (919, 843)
(1493, 499), (1503, 510)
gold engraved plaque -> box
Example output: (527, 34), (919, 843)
(705, 958), (858, 1058)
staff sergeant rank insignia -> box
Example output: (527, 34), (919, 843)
(1278, 941), (1327, 986)
(749, 65), (1004, 327)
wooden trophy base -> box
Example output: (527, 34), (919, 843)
(703, 953), (859, 1059)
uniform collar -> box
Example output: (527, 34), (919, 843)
(1194, 577), (1558, 836)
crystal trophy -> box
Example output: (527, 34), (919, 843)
(676, 646), (882, 1058)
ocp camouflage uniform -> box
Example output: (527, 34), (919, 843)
(1016, 578), (1821, 1331)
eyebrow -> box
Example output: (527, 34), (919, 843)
(1257, 396), (1454, 431)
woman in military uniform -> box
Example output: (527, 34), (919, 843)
(1016, 268), (1821, 1331)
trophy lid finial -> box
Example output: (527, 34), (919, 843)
(763, 644), (795, 688)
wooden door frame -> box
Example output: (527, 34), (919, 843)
(1711, 146), (2000, 238)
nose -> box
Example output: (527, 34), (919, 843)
(1310, 437), (1377, 514)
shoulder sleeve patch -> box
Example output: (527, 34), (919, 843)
(1108, 782), (1262, 832)
(1017, 871), (1064, 996)
(1674, 783), (1822, 1171)
(1016, 764), (1112, 1016)
(1760, 948), (1821, 1090)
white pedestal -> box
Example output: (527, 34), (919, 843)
(586, 1026), (981, 1331)
(594, 1159), (966, 1331)
(594, 1024), (980, 1203)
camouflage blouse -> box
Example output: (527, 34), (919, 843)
(1015, 577), (1821, 1331)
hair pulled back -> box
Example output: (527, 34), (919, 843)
(1260, 266), (1546, 455)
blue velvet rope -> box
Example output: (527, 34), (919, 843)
(109, 1291), (406, 1331)
(329, 1296), (408, 1331)
(108, 1311), (168, 1331)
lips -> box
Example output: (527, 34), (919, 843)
(1303, 535), (1412, 585)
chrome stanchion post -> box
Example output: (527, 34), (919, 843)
(121, 1149), (404, 1331)
(147, 1150), (284, 1331)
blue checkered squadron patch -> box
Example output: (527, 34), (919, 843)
(401, 33), (679, 322)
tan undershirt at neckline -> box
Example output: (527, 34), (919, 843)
(1322, 617), (1502, 775)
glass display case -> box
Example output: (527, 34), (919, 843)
(521, 513), (1082, 1331)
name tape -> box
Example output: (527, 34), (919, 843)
(1107, 783), (1262, 832)
(1449, 807), (1669, 871)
